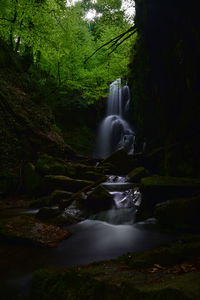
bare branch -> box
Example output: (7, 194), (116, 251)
(108, 30), (136, 55)
(84, 25), (136, 63)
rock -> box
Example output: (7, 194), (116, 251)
(30, 195), (51, 208)
(23, 162), (41, 195)
(137, 176), (200, 221)
(40, 175), (93, 195)
(101, 148), (143, 174)
(86, 184), (113, 213)
(36, 207), (60, 220)
(128, 167), (150, 182)
(0, 215), (71, 247)
(36, 154), (76, 177)
(50, 190), (73, 205)
(53, 211), (83, 226)
(154, 195), (200, 230)
(30, 190), (73, 208)
(82, 171), (105, 181)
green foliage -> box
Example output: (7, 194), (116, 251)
(0, 0), (136, 101)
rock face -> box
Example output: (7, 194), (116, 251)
(0, 215), (71, 247)
(130, 0), (200, 177)
(86, 184), (113, 213)
(137, 176), (200, 221)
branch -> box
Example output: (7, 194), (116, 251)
(108, 30), (136, 55)
(84, 25), (136, 63)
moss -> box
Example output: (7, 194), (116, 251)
(36, 154), (76, 178)
(86, 184), (113, 212)
(128, 167), (150, 182)
(141, 176), (200, 188)
(30, 195), (52, 208)
(154, 195), (200, 230)
(41, 175), (93, 195)
(31, 269), (120, 300)
(120, 241), (200, 269)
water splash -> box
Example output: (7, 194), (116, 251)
(96, 79), (135, 158)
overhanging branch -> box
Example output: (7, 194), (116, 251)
(84, 25), (136, 63)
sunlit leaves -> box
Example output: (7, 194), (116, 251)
(0, 0), (136, 101)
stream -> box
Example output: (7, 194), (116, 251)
(0, 176), (176, 299)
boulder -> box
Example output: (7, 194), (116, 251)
(36, 207), (60, 220)
(50, 190), (73, 205)
(30, 195), (52, 208)
(101, 148), (143, 174)
(36, 154), (76, 177)
(0, 215), (71, 247)
(86, 184), (113, 213)
(82, 171), (105, 181)
(128, 167), (150, 182)
(154, 195), (200, 230)
(40, 175), (93, 195)
(137, 176), (200, 221)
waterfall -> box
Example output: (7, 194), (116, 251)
(96, 79), (135, 158)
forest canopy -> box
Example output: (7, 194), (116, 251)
(0, 0), (136, 101)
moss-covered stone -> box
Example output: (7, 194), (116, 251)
(137, 176), (200, 221)
(36, 207), (60, 220)
(23, 162), (41, 196)
(40, 175), (93, 195)
(101, 148), (131, 174)
(0, 215), (71, 247)
(30, 195), (52, 208)
(36, 154), (76, 177)
(86, 184), (113, 212)
(154, 195), (200, 230)
(128, 167), (150, 182)
(50, 190), (73, 205)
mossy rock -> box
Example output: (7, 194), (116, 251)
(82, 171), (105, 181)
(36, 154), (76, 177)
(50, 190), (73, 205)
(137, 176), (200, 221)
(36, 207), (60, 220)
(86, 184), (113, 213)
(23, 162), (41, 196)
(39, 175), (93, 195)
(0, 215), (71, 247)
(101, 148), (142, 174)
(101, 148), (130, 174)
(30, 195), (52, 208)
(128, 167), (150, 182)
(154, 195), (200, 230)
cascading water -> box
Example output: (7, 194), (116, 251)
(96, 79), (135, 158)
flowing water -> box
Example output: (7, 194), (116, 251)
(0, 178), (175, 299)
(0, 80), (174, 298)
(96, 79), (135, 158)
